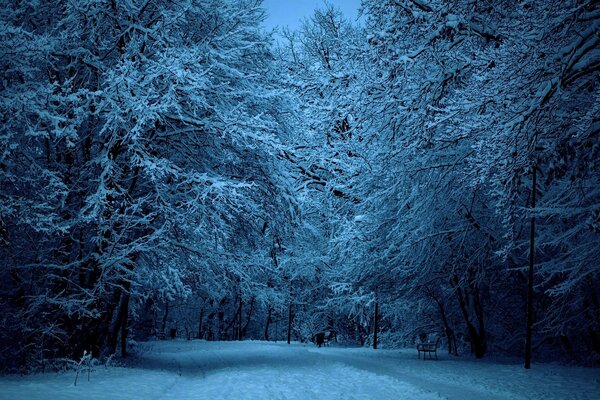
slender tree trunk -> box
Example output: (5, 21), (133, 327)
(452, 275), (486, 358)
(206, 310), (215, 341)
(161, 301), (169, 336)
(198, 306), (204, 339)
(107, 288), (129, 355)
(217, 297), (226, 340)
(470, 272), (487, 357)
(525, 165), (537, 369)
(238, 295), (243, 341)
(223, 295), (241, 340)
(264, 305), (272, 341)
(373, 293), (379, 350)
(120, 293), (130, 357)
(101, 289), (123, 355)
(356, 322), (364, 346)
(429, 288), (458, 356)
(583, 277), (600, 355)
(241, 297), (255, 339)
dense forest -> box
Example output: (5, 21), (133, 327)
(1, 0), (598, 372)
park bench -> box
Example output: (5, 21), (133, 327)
(417, 337), (440, 360)
(312, 330), (336, 347)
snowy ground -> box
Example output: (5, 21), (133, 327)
(1, 340), (599, 400)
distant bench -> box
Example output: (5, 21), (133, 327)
(312, 330), (336, 348)
(417, 337), (440, 360)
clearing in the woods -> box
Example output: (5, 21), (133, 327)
(1, 341), (598, 400)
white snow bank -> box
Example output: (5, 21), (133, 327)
(1, 341), (598, 400)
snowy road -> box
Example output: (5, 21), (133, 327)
(1, 341), (598, 400)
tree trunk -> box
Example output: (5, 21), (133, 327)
(198, 306), (204, 340)
(97, 289), (122, 356)
(525, 164), (537, 369)
(452, 275), (486, 358)
(428, 288), (458, 356)
(466, 320), (486, 358)
(161, 301), (169, 336)
(224, 294), (241, 340)
(217, 297), (227, 340)
(471, 281), (486, 358)
(120, 293), (130, 357)
(264, 305), (272, 341)
(241, 297), (255, 339)
(107, 286), (131, 356)
(356, 322), (363, 346)
(206, 309), (215, 341)
(238, 295), (243, 341)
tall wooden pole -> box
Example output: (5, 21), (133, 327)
(373, 292), (379, 350)
(525, 165), (537, 369)
(287, 303), (292, 344)
(287, 281), (293, 344)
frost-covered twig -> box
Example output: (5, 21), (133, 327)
(73, 351), (94, 386)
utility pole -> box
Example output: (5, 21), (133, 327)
(525, 164), (537, 369)
(373, 291), (379, 350)
(287, 280), (293, 344)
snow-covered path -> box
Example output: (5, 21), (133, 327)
(1, 341), (598, 400)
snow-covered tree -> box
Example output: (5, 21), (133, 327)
(0, 0), (297, 369)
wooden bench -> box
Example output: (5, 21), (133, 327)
(417, 337), (440, 360)
(312, 330), (336, 348)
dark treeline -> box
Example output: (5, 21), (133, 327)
(1, 0), (598, 372)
